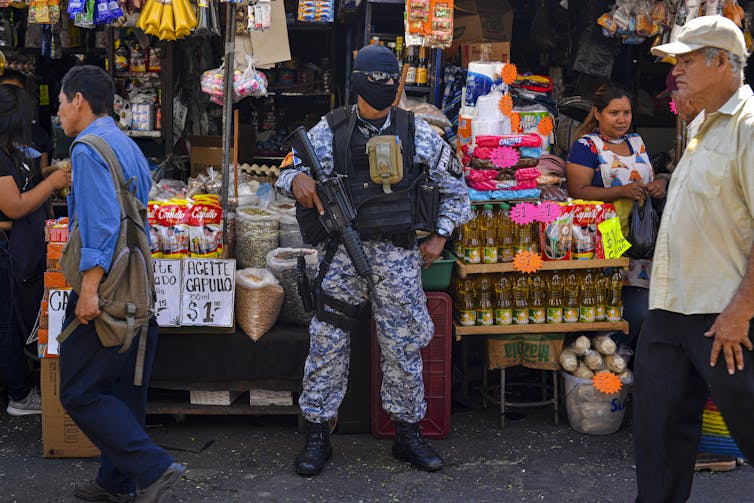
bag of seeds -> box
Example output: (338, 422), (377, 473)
(236, 206), (280, 268)
(235, 268), (284, 341)
(266, 247), (318, 325)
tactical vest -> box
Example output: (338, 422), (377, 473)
(328, 106), (424, 248)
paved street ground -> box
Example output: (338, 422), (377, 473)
(0, 403), (751, 502)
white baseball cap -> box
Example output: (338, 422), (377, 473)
(651, 15), (748, 59)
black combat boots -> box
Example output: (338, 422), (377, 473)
(295, 420), (333, 476)
(392, 421), (444, 472)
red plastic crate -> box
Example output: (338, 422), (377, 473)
(370, 292), (452, 439)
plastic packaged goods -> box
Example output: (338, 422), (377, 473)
(559, 348), (578, 372)
(512, 273), (530, 325)
(493, 274), (513, 325)
(480, 204), (497, 264)
(570, 335), (590, 356)
(463, 206), (481, 264)
(547, 271), (564, 324)
(540, 202), (572, 261)
(457, 289), (476, 327)
(235, 268), (284, 341)
(563, 271), (580, 323)
(529, 274), (546, 324)
(583, 349), (604, 371)
(579, 269), (597, 323)
(595, 272), (607, 321)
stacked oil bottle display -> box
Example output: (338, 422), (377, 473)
(453, 204), (623, 326)
(455, 270), (623, 327)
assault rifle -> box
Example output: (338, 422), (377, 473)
(285, 126), (381, 307)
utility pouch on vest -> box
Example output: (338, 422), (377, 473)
(367, 135), (403, 194)
(414, 170), (440, 236)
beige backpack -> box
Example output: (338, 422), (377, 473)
(58, 134), (155, 386)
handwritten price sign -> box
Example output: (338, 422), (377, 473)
(598, 217), (632, 259)
(513, 250), (543, 273)
(180, 258), (236, 327)
(510, 202), (561, 226)
(153, 259), (182, 327)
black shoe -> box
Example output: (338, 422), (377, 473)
(135, 463), (187, 503)
(73, 479), (134, 503)
(392, 421), (444, 472)
(295, 420), (333, 476)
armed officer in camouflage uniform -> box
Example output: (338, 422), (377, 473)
(275, 45), (471, 476)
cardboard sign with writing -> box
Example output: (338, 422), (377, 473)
(487, 333), (565, 370)
(153, 259), (182, 327)
(46, 289), (71, 356)
(180, 258), (236, 327)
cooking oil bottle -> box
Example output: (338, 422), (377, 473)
(607, 269), (624, 321)
(496, 203), (515, 262)
(579, 269), (596, 323)
(563, 270), (580, 323)
(453, 225), (465, 259)
(529, 273), (546, 324)
(513, 222), (532, 255)
(480, 204), (498, 264)
(595, 271), (607, 321)
(475, 275), (493, 326)
(457, 289), (476, 327)
(493, 274), (513, 325)
(512, 273), (530, 324)
(463, 210), (481, 264)
(547, 271), (564, 324)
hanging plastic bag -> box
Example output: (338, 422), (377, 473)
(626, 197), (658, 259)
(234, 56), (268, 98)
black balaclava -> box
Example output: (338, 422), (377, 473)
(351, 45), (400, 112)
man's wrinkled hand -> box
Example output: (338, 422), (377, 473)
(419, 234), (446, 268)
(705, 307), (754, 375)
(75, 290), (101, 325)
(291, 173), (324, 215)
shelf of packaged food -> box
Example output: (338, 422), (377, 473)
(454, 257), (630, 278)
(453, 320), (630, 339)
(126, 130), (162, 138)
(114, 72), (161, 80)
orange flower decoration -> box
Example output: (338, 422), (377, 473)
(512, 250), (542, 274)
(501, 63), (518, 86)
(537, 116), (554, 136)
(498, 94), (513, 116)
(593, 372), (623, 394)
(510, 112), (520, 133)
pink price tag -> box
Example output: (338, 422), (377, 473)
(537, 201), (560, 224)
(510, 203), (538, 225)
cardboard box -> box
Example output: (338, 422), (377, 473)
(41, 359), (99, 458)
(189, 126), (255, 177)
(446, 0), (514, 64)
(461, 41), (511, 68)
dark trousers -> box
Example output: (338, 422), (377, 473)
(634, 309), (754, 503)
(59, 292), (173, 493)
(0, 241), (31, 401)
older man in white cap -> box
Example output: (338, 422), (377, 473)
(634, 15), (754, 503)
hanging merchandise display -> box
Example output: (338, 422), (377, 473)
(247, 0), (272, 31)
(405, 0), (453, 48)
(68, 0), (123, 26)
(28, 0), (62, 25)
(137, 0), (198, 40)
(194, 0), (222, 37)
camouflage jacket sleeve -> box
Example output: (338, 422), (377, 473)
(274, 117), (334, 199)
(413, 117), (473, 236)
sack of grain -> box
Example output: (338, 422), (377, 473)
(266, 247), (319, 325)
(236, 206), (280, 268)
(235, 268), (284, 340)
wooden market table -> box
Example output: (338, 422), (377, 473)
(452, 257), (630, 427)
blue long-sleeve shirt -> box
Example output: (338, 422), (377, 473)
(67, 116), (152, 273)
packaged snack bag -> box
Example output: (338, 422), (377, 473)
(571, 200), (598, 260)
(147, 201), (163, 258)
(157, 199), (190, 258)
(188, 199), (223, 258)
(540, 202), (572, 261)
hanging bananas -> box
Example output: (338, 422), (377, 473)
(137, 0), (197, 40)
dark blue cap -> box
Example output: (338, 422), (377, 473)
(353, 45), (399, 74)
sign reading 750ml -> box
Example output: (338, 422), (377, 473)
(179, 258), (236, 327)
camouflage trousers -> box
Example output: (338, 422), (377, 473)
(299, 239), (434, 424)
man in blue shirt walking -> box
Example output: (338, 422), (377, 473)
(57, 65), (185, 503)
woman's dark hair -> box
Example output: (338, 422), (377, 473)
(60, 65), (114, 116)
(576, 84), (633, 138)
(0, 84), (33, 165)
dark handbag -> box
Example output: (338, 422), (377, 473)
(627, 198), (659, 259)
